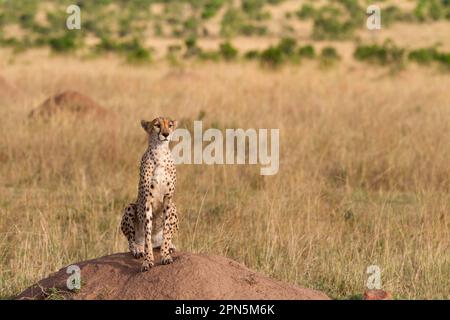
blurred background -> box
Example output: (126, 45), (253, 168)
(0, 0), (449, 299)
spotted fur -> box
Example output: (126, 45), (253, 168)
(121, 117), (179, 272)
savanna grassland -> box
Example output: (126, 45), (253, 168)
(1, 0), (450, 299)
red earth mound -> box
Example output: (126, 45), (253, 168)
(17, 251), (330, 300)
(28, 91), (114, 120)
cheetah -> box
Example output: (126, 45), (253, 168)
(121, 117), (179, 272)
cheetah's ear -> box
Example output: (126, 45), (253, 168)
(141, 120), (152, 133)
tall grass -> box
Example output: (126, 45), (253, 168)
(0, 51), (449, 299)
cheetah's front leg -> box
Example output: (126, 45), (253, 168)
(141, 200), (154, 272)
(160, 196), (177, 265)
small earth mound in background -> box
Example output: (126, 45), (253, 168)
(28, 91), (114, 121)
(17, 251), (330, 300)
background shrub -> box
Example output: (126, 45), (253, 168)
(298, 45), (315, 59)
(219, 42), (239, 61)
(260, 46), (284, 67)
(408, 47), (439, 65)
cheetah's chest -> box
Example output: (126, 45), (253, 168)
(149, 162), (173, 212)
(153, 166), (169, 196)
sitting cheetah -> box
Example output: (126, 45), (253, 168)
(121, 117), (179, 271)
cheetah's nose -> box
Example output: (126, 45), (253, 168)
(162, 132), (169, 138)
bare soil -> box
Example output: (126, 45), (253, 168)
(28, 90), (114, 120)
(17, 250), (330, 300)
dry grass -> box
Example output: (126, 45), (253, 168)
(0, 49), (449, 299)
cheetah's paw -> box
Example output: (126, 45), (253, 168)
(131, 247), (144, 259)
(141, 261), (154, 272)
(161, 255), (173, 265)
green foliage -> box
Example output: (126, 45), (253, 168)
(244, 50), (260, 60)
(260, 46), (284, 68)
(382, 5), (416, 25)
(184, 36), (202, 58)
(298, 45), (315, 59)
(354, 44), (389, 64)
(277, 37), (296, 56)
(221, 8), (245, 37)
(296, 4), (316, 20)
(321, 46), (340, 60)
(221, 6), (268, 37)
(49, 32), (82, 53)
(239, 24), (268, 36)
(320, 46), (340, 67)
(2, 0), (450, 70)
(258, 40), (318, 66)
(94, 36), (118, 53)
(219, 42), (238, 61)
(414, 0), (450, 21)
(125, 46), (152, 64)
(435, 52), (450, 68)
(198, 50), (221, 61)
(201, 0), (225, 20)
(354, 42), (405, 66)
(242, 0), (267, 19)
(409, 47), (450, 69)
(183, 16), (200, 36)
(119, 38), (152, 64)
(311, 0), (365, 40)
(312, 6), (354, 40)
(408, 48), (439, 65)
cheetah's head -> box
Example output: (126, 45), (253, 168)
(141, 117), (178, 142)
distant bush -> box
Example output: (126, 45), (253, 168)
(242, 0), (264, 14)
(354, 44), (389, 64)
(354, 42), (405, 66)
(414, 0), (450, 21)
(244, 50), (260, 60)
(18, 12), (36, 30)
(184, 37), (201, 57)
(220, 7), (267, 37)
(277, 37), (296, 56)
(221, 8), (245, 37)
(201, 0), (225, 20)
(260, 46), (284, 68)
(198, 50), (221, 62)
(296, 4), (316, 20)
(241, 0), (269, 20)
(125, 46), (152, 64)
(409, 47), (450, 69)
(408, 48), (439, 65)
(312, 7), (354, 40)
(219, 42), (238, 61)
(183, 17), (199, 36)
(298, 45), (315, 59)
(168, 44), (182, 53)
(118, 38), (152, 64)
(239, 24), (268, 36)
(382, 5), (416, 25)
(321, 46), (340, 60)
(311, 1), (364, 40)
(49, 32), (82, 53)
(320, 46), (341, 67)
(258, 38), (315, 67)
(94, 36), (118, 53)
(435, 52), (450, 68)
